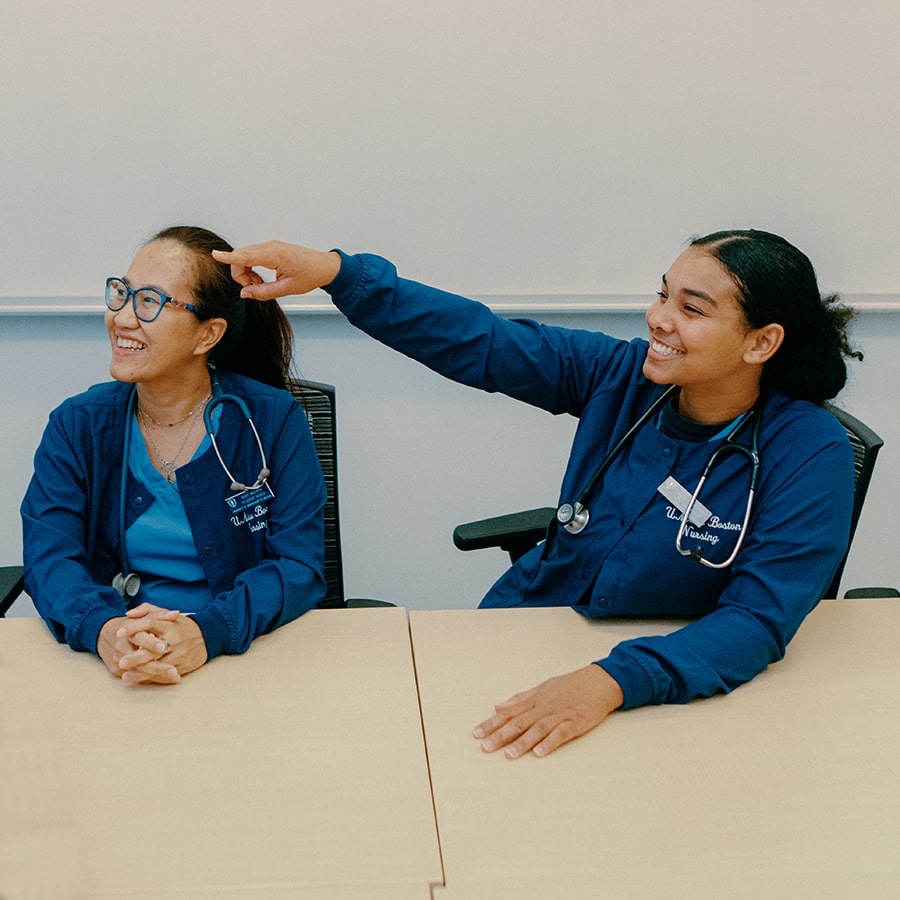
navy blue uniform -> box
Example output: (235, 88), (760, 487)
(327, 252), (853, 709)
(22, 372), (327, 659)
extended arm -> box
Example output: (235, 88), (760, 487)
(215, 242), (641, 417)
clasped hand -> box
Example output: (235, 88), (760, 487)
(97, 603), (207, 685)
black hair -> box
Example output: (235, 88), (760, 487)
(691, 229), (862, 403)
(148, 225), (295, 390)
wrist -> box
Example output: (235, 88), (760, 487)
(589, 662), (625, 711)
(321, 250), (342, 287)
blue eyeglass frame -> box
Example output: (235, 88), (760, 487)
(105, 277), (202, 322)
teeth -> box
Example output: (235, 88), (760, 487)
(117, 337), (146, 350)
(651, 340), (683, 358)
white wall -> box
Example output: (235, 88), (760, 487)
(2, 1), (900, 613)
(2, 1), (899, 294)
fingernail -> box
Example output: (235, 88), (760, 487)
(481, 739), (494, 752)
(473, 726), (483, 738)
(533, 745), (546, 757)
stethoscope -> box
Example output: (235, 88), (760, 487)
(112, 373), (272, 600)
(556, 385), (762, 569)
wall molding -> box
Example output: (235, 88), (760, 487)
(2, 293), (899, 316)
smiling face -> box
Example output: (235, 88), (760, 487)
(105, 240), (224, 387)
(643, 245), (782, 421)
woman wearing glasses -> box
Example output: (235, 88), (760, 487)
(213, 230), (861, 756)
(21, 226), (326, 685)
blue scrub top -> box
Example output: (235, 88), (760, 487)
(125, 406), (221, 612)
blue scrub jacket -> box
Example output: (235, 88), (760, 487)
(327, 252), (854, 709)
(21, 371), (327, 659)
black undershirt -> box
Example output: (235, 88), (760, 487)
(657, 396), (736, 443)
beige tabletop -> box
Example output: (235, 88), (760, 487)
(411, 600), (900, 899)
(0, 608), (442, 899)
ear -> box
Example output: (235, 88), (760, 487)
(192, 317), (228, 357)
(743, 322), (784, 365)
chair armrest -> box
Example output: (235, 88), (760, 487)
(842, 586), (900, 599)
(0, 565), (25, 617)
(453, 507), (556, 563)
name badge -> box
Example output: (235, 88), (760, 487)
(225, 486), (271, 533)
(657, 476), (712, 527)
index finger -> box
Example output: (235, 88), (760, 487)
(212, 242), (286, 271)
(213, 244), (299, 300)
(117, 614), (175, 640)
(126, 603), (180, 620)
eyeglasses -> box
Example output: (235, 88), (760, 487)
(105, 277), (202, 323)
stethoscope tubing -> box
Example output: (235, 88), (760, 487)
(204, 393), (271, 493)
(674, 411), (761, 568)
(557, 385), (678, 534)
(116, 386), (140, 596)
(557, 386), (763, 568)
(114, 378), (271, 600)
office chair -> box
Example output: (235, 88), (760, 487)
(287, 379), (393, 608)
(453, 404), (884, 601)
(823, 404), (886, 599)
(0, 565), (24, 617)
(843, 586), (900, 598)
(0, 380), (391, 617)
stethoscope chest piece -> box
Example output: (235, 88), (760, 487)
(112, 570), (141, 599)
(557, 502), (590, 535)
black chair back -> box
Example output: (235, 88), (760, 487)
(824, 404), (884, 599)
(288, 379), (346, 608)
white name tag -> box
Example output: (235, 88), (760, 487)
(657, 476), (712, 527)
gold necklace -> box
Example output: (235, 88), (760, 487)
(138, 397), (209, 483)
(139, 390), (213, 427)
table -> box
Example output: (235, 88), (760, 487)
(5, 601), (899, 898)
(0, 608), (442, 899)
(410, 601), (900, 899)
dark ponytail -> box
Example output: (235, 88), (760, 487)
(691, 229), (863, 403)
(149, 225), (295, 390)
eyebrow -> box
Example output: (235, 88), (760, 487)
(661, 273), (718, 307)
(121, 275), (170, 295)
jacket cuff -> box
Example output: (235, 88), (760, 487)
(191, 607), (229, 661)
(595, 650), (655, 710)
(323, 250), (363, 303)
(78, 607), (120, 655)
